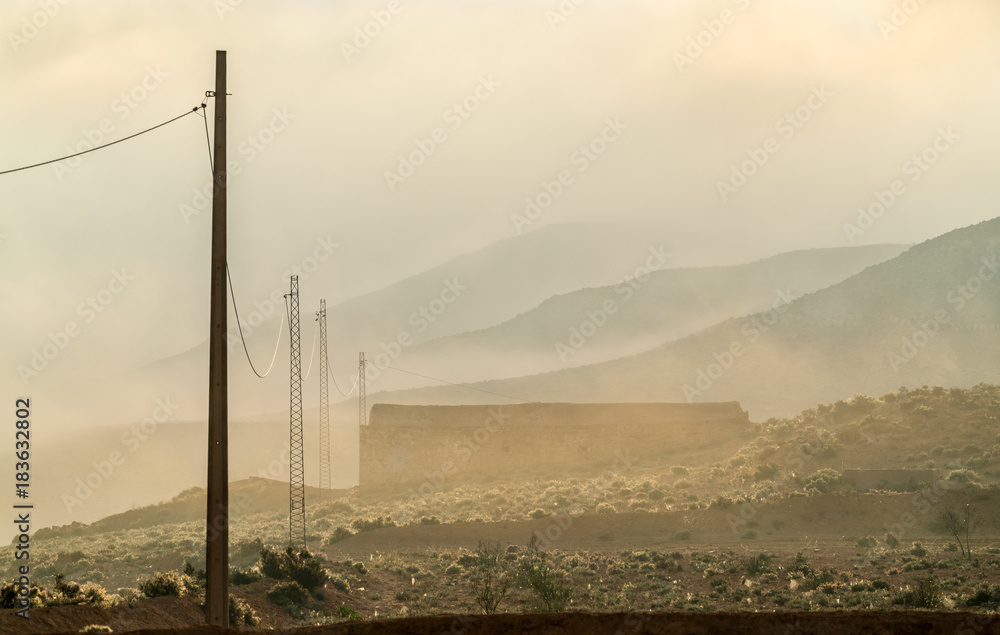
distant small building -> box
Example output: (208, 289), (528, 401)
(842, 468), (938, 491)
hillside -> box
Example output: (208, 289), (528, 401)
(370, 218), (1000, 419)
(6, 385), (1000, 631)
(390, 244), (908, 381)
(57, 221), (752, 425)
(11, 419), (359, 547)
(18, 385), (1000, 570)
(24, 241), (908, 539)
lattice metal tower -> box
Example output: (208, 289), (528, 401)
(287, 276), (306, 548)
(358, 352), (366, 427)
(317, 299), (331, 491)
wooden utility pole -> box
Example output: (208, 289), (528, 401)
(205, 49), (229, 627)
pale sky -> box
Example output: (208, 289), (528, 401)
(2, 0), (999, 428)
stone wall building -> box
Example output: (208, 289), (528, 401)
(359, 402), (750, 491)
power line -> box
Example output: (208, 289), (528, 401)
(328, 355), (359, 398)
(0, 105), (203, 176)
(198, 99), (214, 174)
(226, 263), (286, 378)
(301, 317), (318, 380)
(359, 353), (367, 427)
(364, 359), (535, 403)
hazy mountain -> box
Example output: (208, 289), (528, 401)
(26, 220), (998, 543)
(58, 221), (755, 424)
(25, 417), (358, 542)
(367, 218), (1000, 420)
(389, 244), (909, 382)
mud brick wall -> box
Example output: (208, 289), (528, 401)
(360, 402), (750, 490)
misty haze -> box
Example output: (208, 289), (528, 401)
(3, 0), (1000, 633)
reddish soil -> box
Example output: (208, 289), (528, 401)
(7, 607), (998, 635)
(0, 596), (204, 634)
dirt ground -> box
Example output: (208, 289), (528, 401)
(0, 596), (204, 634)
(6, 606), (999, 635)
(7, 491), (1000, 634)
(326, 489), (1000, 558)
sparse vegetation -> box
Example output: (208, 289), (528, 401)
(800, 468), (841, 494)
(964, 584), (1000, 610)
(517, 539), (572, 612)
(753, 462), (780, 481)
(137, 572), (185, 598)
(7, 385), (1000, 628)
(259, 546), (329, 591)
(351, 516), (396, 532)
(745, 554), (772, 576)
(229, 566), (262, 586)
(469, 540), (511, 614)
(330, 574), (351, 593)
(939, 505), (982, 560)
(893, 574), (941, 609)
(323, 527), (354, 545)
(229, 595), (259, 626)
(266, 580), (310, 609)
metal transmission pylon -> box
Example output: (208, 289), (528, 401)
(317, 300), (331, 491)
(287, 276), (306, 549)
(358, 352), (366, 427)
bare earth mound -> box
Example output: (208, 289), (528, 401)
(0, 596), (204, 634)
(15, 610), (1000, 635)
